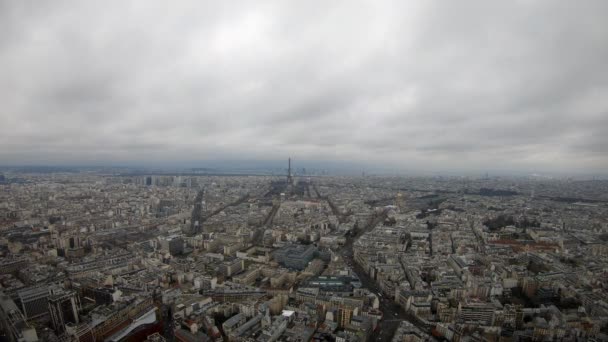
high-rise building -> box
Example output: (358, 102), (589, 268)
(159, 235), (184, 256)
(396, 192), (406, 212)
(18, 286), (52, 320)
(337, 306), (354, 328)
(169, 237), (184, 255)
(48, 289), (80, 334)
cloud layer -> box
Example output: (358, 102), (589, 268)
(1, 1), (607, 173)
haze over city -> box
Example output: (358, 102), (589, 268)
(3, 2), (608, 342)
(1, 1), (607, 174)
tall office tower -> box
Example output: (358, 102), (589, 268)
(48, 290), (80, 334)
(395, 192), (406, 212)
(18, 286), (52, 320)
(337, 306), (354, 328)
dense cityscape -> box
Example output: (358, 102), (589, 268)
(2, 2), (607, 341)
(1, 161), (607, 341)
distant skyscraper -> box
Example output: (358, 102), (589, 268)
(396, 192), (406, 212)
(48, 290), (80, 334)
(168, 237), (184, 256)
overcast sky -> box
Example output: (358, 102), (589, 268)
(1, 1), (607, 174)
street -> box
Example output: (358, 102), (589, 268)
(337, 209), (433, 341)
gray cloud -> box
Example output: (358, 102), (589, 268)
(0, 0), (607, 173)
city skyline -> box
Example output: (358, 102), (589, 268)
(2, 2), (608, 341)
(1, 1), (607, 173)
